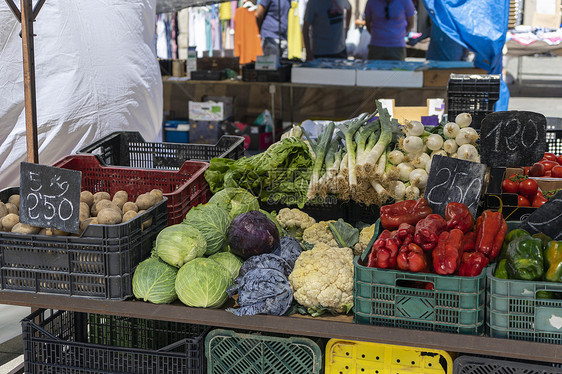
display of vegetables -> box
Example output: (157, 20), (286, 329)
(366, 200), (507, 277)
(501, 173), (547, 207)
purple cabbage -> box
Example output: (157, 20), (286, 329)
(227, 210), (280, 260)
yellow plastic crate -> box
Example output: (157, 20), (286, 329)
(325, 339), (453, 374)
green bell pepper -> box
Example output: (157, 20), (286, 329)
(498, 229), (531, 261)
(494, 259), (509, 279)
(532, 233), (552, 249)
(537, 291), (555, 299)
(544, 241), (562, 283)
(506, 237), (544, 281)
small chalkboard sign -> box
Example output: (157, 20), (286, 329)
(20, 162), (81, 234)
(480, 111), (547, 167)
(519, 190), (562, 240)
(424, 155), (487, 217)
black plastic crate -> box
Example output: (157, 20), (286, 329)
(454, 355), (562, 374)
(190, 69), (226, 81)
(23, 309), (209, 374)
(242, 63), (292, 82)
(78, 131), (245, 168)
(447, 74), (501, 129)
(0, 187), (168, 299)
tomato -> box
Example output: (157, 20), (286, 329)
(552, 165), (562, 178)
(523, 166), (530, 176)
(540, 160), (558, 171)
(518, 195), (531, 207)
(532, 195), (548, 207)
(529, 163), (545, 177)
(543, 152), (557, 161)
(557, 154), (562, 165)
(502, 179), (519, 194)
(519, 179), (539, 197)
(546, 170), (552, 177)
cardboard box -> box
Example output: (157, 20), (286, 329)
(189, 120), (224, 144)
(379, 98), (445, 124)
(291, 67), (356, 86)
(523, 0), (561, 29)
(164, 120), (190, 143)
(188, 101), (233, 121)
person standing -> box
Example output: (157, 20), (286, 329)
(364, 0), (415, 60)
(256, 0), (291, 58)
(303, 0), (352, 60)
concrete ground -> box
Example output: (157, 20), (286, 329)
(0, 54), (560, 373)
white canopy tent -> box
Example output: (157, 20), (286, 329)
(0, 0), (163, 189)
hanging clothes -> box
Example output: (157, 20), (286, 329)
(219, 2), (232, 20)
(287, 1), (302, 59)
(234, 6), (263, 64)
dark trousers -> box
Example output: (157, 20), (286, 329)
(368, 45), (406, 61)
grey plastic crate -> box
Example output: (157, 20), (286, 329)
(454, 355), (562, 374)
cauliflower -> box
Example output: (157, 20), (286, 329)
(302, 221), (338, 247)
(276, 208), (316, 240)
(289, 243), (354, 313)
(353, 223), (377, 256)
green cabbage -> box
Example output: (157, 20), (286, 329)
(133, 256), (178, 304)
(155, 224), (206, 268)
(175, 257), (233, 308)
(209, 252), (243, 279)
(183, 203), (230, 255)
(208, 187), (259, 220)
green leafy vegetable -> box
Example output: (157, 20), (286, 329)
(328, 219), (359, 248)
(183, 203), (230, 256)
(209, 252), (243, 279)
(155, 224), (206, 268)
(208, 187), (259, 221)
(133, 256), (178, 304)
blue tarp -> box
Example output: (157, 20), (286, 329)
(422, 0), (511, 110)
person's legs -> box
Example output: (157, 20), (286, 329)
(368, 46), (406, 60)
(261, 37), (288, 59)
(314, 49), (347, 59)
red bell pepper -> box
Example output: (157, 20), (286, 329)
(367, 230), (399, 269)
(445, 202), (474, 233)
(380, 198), (433, 230)
(432, 229), (464, 275)
(458, 251), (489, 276)
(397, 223), (415, 242)
(463, 231), (476, 253)
(414, 214), (447, 251)
(475, 210), (508, 261)
(397, 243), (429, 272)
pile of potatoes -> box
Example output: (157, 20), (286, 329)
(0, 189), (163, 236)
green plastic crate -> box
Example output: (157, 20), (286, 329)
(487, 265), (562, 344)
(353, 219), (486, 335)
(205, 329), (323, 374)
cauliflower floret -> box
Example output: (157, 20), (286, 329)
(353, 223), (377, 256)
(289, 243), (354, 313)
(302, 221), (338, 247)
(276, 208), (316, 240)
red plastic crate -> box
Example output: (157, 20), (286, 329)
(52, 154), (209, 225)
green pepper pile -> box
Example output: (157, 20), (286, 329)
(494, 228), (562, 299)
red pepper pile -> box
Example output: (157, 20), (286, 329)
(366, 198), (508, 277)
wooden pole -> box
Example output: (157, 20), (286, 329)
(20, 0), (39, 163)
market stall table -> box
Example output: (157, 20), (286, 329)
(1, 290), (561, 364)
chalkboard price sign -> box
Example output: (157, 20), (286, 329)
(424, 155), (487, 217)
(480, 111), (547, 167)
(519, 190), (562, 240)
(20, 162), (81, 234)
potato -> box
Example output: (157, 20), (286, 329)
(5, 202), (18, 215)
(92, 200), (120, 217)
(51, 228), (69, 236)
(81, 191), (95, 206)
(2, 213), (19, 231)
(122, 210), (137, 222)
(0, 202), (8, 219)
(80, 217), (98, 232)
(135, 193), (156, 210)
(93, 191), (111, 205)
(11, 223), (40, 235)
(38, 228), (47, 235)
(8, 194), (20, 207)
(97, 208), (122, 225)
(79, 202), (90, 221)
(150, 189), (163, 202)
(122, 202), (138, 214)
(112, 190), (128, 209)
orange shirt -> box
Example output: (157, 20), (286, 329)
(234, 7), (263, 64)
